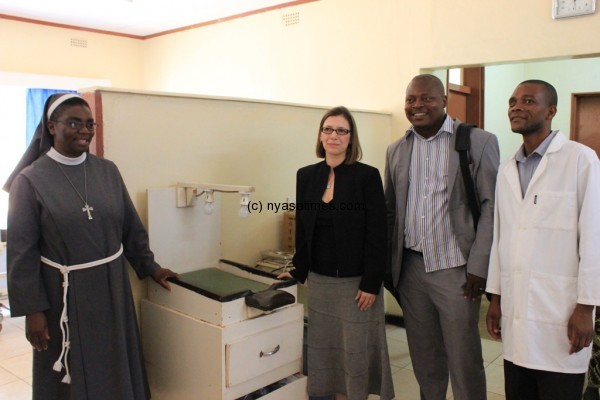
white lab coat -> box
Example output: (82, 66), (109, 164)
(487, 132), (600, 373)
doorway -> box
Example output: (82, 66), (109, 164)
(570, 92), (600, 156)
(446, 67), (485, 128)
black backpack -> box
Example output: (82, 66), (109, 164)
(455, 123), (480, 230)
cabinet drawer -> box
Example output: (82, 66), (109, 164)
(258, 374), (307, 400)
(226, 320), (303, 387)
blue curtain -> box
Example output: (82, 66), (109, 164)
(26, 88), (77, 145)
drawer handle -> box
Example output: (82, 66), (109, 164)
(259, 345), (280, 358)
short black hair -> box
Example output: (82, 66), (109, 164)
(519, 79), (558, 107)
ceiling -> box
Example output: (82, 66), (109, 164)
(0, 0), (300, 37)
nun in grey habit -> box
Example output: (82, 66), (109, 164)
(4, 93), (177, 399)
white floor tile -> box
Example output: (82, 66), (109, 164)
(0, 321), (20, 337)
(488, 391), (507, 400)
(0, 352), (32, 380)
(0, 331), (32, 361)
(386, 326), (408, 343)
(384, 328), (506, 399)
(0, 379), (32, 400)
(0, 366), (20, 386)
(485, 362), (505, 396)
(481, 338), (503, 364)
(387, 337), (412, 369)
(493, 355), (504, 366)
(7, 316), (25, 331)
(0, 314), (34, 398)
(390, 367), (422, 400)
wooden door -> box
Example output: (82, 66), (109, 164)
(446, 67), (485, 128)
(571, 92), (600, 157)
(447, 83), (470, 122)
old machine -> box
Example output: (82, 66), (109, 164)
(141, 185), (307, 400)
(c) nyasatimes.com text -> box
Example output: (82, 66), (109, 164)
(247, 201), (365, 214)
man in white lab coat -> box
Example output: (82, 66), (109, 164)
(486, 80), (600, 400)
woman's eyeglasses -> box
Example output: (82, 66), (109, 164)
(321, 127), (351, 135)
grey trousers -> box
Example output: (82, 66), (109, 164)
(397, 249), (486, 400)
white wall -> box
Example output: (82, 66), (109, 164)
(90, 88), (391, 266)
(420, 0), (600, 69)
(4, 0), (600, 142)
(140, 0), (600, 142)
(0, 18), (143, 89)
(484, 64), (526, 161)
(142, 0), (410, 135)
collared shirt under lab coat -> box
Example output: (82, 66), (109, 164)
(487, 131), (600, 374)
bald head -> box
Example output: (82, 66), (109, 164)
(407, 74), (446, 97)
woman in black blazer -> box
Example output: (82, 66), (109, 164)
(279, 106), (394, 400)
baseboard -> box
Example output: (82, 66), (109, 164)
(384, 313), (405, 327)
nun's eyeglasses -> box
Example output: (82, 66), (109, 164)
(52, 119), (98, 132)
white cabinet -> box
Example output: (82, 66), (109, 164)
(142, 292), (306, 400)
(142, 187), (307, 399)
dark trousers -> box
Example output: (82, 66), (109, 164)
(504, 360), (585, 400)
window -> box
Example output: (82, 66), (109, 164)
(0, 87), (27, 231)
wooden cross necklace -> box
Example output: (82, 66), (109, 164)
(54, 160), (94, 220)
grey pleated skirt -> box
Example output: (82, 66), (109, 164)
(306, 272), (395, 400)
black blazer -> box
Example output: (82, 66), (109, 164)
(290, 160), (387, 294)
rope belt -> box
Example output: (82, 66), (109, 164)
(40, 244), (124, 384)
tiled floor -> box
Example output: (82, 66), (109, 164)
(382, 324), (505, 400)
(0, 309), (33, 400)
(0, 307), (505, 399)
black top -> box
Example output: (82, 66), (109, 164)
(290, 161), (387, 294)
(311, 202), (346, 277)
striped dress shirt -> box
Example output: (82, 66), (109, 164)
(404, 115), (466, 272)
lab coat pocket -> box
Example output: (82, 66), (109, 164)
(531, 191), (576, 231)
(527, 271), (577, 326)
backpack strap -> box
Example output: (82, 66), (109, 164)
(455, 123), (480, 230)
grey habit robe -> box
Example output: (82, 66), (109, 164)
(7, 151), (159, 400)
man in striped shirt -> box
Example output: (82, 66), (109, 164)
(384, 74), (500, 400)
